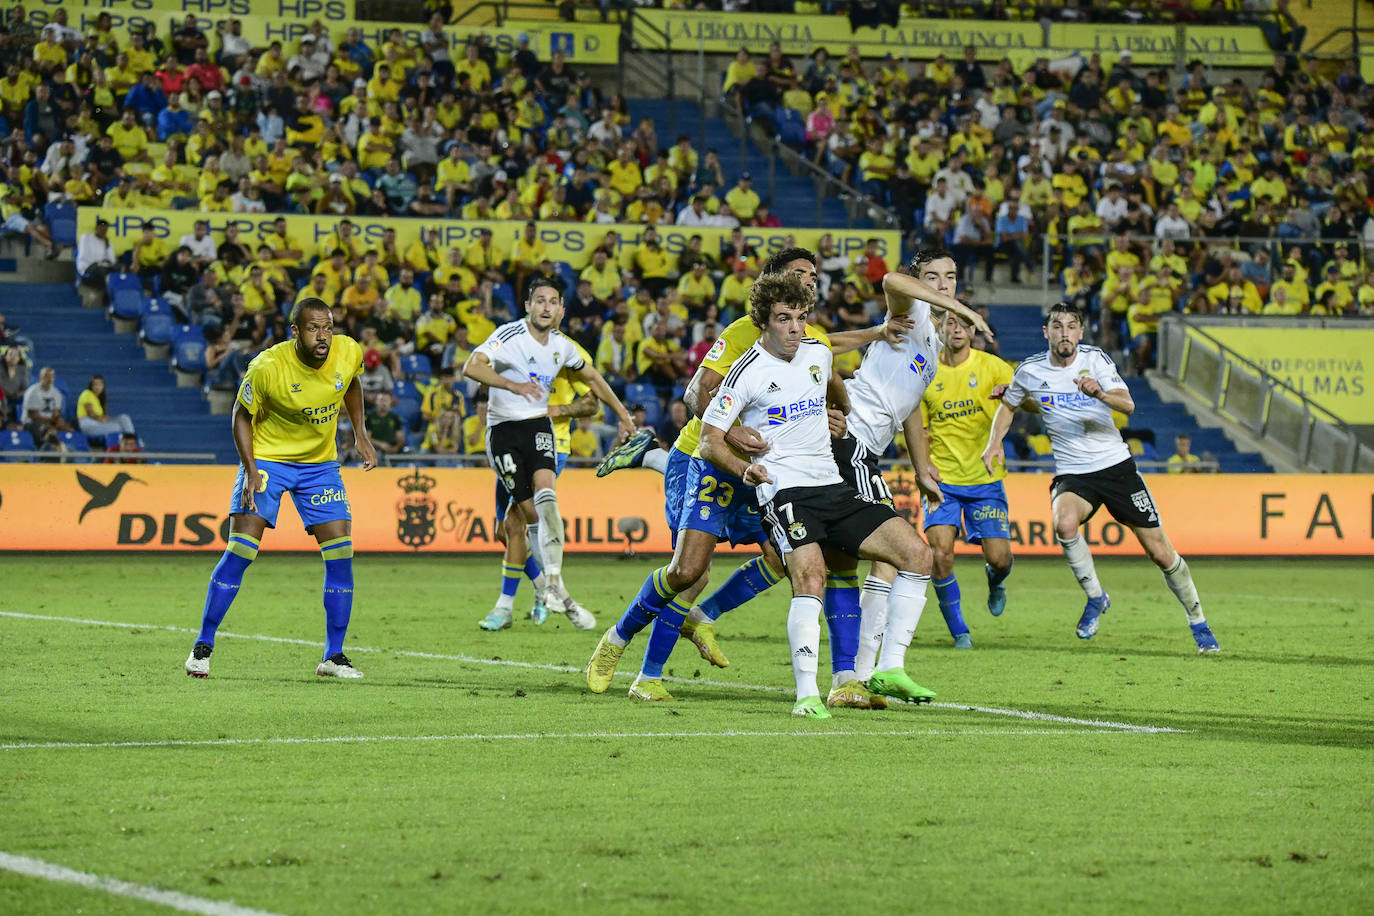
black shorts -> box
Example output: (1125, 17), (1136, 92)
(831, 434), (893, 506)
(1050, 457), (1161, 529)
(485, 416), (557, 504)
(763, 484), (899, 558)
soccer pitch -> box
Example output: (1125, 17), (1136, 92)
(1, 553), (1370, 915)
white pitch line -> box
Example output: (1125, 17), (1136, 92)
(0, 611), (1188, 734)
(0, 851), (284, 916)
(0, 728), (1126, 752)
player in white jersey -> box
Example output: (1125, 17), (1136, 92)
(828, 256), (994, 700)
(698, 273), (947, 718)
(463, 280), (636, 629)
(982, 302), (1220, 653)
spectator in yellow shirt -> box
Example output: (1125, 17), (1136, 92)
(1167, 434), (1202, 473)
(724, 172), (761, 222)
(340, 274), (381, 326)
(630, 228), (672, 296)
(462, 228), (507, 283)
(606, 145), (643, 198)
(509, 220), (547, 300)
(311, 249), (351, 304)
(107, 110), (150, 163)
(579, 248), (620, 302)
(676, 261), (716, 309)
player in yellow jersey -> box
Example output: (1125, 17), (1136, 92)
(184, 299), (377, 680)
(586, 247), (963, 702)
(917, 275), (1016, 645)
(480, 339), (598, 631)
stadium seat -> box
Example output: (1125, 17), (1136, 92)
(670, 381), (688, 403)
(775, 108), (806, 148)
(623, 381), (657, 412)
(44, 200), (77, 247)
(57, 431), (90, 455)
(399, 353), (431, 379)
(108, 274), (145, 332)
(392, 379), (420, 402)
(171, 324), (207, 385)
(139, 299), (176, 358)
(392, 393), (422, 429)
(555, 261), (577, 295)
(491, 282), (517, 313)
(0, 429), (35, 458)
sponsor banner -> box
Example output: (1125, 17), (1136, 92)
(1047, 23), (1271, 66)
(2, 466), (1368, 555)
(635, 10), (1040, 61)
(27, 0), (356, 29)
(76, 207), (901, 270)
(1197, 327), (1373, 424)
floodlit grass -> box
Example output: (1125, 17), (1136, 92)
(1, 554), (1370, 914)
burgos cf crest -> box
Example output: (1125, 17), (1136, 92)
(395, 470), (438, 548)
(809, 365), (822, 385)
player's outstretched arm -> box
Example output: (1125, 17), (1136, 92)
(982, 401), (1017, 475)
(883, 271), (992, 340)
(573, 362), (636, 442)
(343, 377), (377, 470)
(231, 401), (259, 513)
(683, 365), (724, 418)
(462, 351), (542, 401)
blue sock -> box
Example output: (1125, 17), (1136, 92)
(501, 562), (522, 598)
(320, 537), (354, 659)
(523, 556), (542, 581)
(823, 573), (861, 675)
(640, 599), (691, 679)
(615, 565), (676, 643)
(987, 558), (1012, 589)
(933, 575), (968, 638)
(197, 533), (259, 645)
(699, 555), (781, 621)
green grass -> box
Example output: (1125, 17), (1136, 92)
(1, 554), (1371, 914)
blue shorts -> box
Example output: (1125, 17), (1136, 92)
(663, 447), (693, 547)
(495, 451), (568, 522)
(231, 459), (350, 530)
(922, 481), (1010, 545)
(678, 456), (766, 548)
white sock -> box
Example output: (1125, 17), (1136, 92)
(786, 595), (823, 699)
(832, 669), (857, 688)
(1057, 535), (1104, 599)
(642, 447), (670, 474)
(606, 628), (628, 648)
(1162, 554), (1205, 624)
(877, 571), (929, 672)
(856, 575), (890, 680)
(533, 489), (564, 585)
(495, 592), (514, 611)
(525, 524), (548, 579)
(687, 605), (709, 624)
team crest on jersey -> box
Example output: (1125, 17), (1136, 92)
(700, 506), (710, 520)
(788, 521), (807, 541)
(241, 380), (253, 404)
(552, 352), (561, 366)
(969, 372), (978, 387)
(705, 338), (727, 361)
(809, 365), (822, 385)
(334, 372), (344, 391)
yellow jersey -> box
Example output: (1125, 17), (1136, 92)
(549, 341), (594, 454)
(237, 336), (365, 464)
(919, 348), (1014, 485)
(674, 316), (831, 457)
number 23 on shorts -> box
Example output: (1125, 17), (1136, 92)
(698, 475), (734, 507)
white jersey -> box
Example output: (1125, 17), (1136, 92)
(473, 320), (586, 426)
(700, 338), (842, 504)
(845, 299), (941, 454)
(1004, 345), (1131, 474)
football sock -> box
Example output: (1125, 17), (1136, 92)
(525, 524), (548, 579)
(823, 572), (860, 680)
(987, 557), (1012, 589)
(699, 555), (780, 621)
(615, 566), (675, 643)
(855, 574), (891, 680)
(497, 561), (521, 611)
(319, 537), (354, 659)
(197, 533), (258, 645)
(642, 447), (670, 474)
(877, 571), (930, 672)
(1162, 554), (1205, 624)
(533, 489), (564, 585)
(523, 555), (542, 582)
(933, 575), (968, 637)
(787, 595), (824, 699)
(1057, 535), (1104, 599)
(639, 598), (691, 679)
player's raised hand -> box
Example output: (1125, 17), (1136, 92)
(988, 384), (1009, 400)
(725, 425), (770, 456)
(356, 434), (378, 471)
(510, 379), (544, 401)
(742, 462), (773, 487)
(881, 313), (915, 348)
(1076, 376), (1103, 399)
(826, 407), (847, 439)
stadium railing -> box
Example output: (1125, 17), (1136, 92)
(0, 451), (217, 464)
(1157, 315), (1374, 474)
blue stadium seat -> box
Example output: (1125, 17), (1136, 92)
(57, 430), (89, 453)
(392, 379), (420, 402)
(623, 381), (657, 412)
(171, 325), (207, 373)
(670, 380), (688, 403)
(491, 281), (517, 312)
(776, 108), (806, 148)
(108, 279), (145, 321)
(140, 299), (176, 346)
(391, 394), (422, 429)
(104, 432), (122, 450)
(555, 261), (577, 295)
(44, 200), (77, 246)
(399, 353), (431, 379)
(0, 429), (35, 457)
(107, 268), (141, 295)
